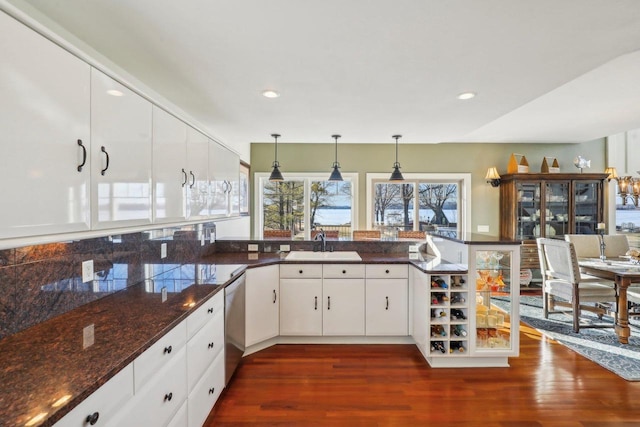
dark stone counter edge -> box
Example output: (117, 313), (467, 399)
(15, 252), (466, 427)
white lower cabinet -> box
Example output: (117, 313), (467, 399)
(323, 279), (365, 335)
(187, 302), (224, 391)
(54, 364), (133, 427)
(166, 401), (188, 427)
(245, 265), (280, 346)
(188, 350), (226, 427)
(365, 265), (409, 336)
(280, 278), (323, 336)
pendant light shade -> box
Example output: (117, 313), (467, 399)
(269, 133), (284, 181)
(328, 134), (344, 182)
(389, 134), (404, 181)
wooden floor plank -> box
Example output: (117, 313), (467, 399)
(204, 325), (640, 426)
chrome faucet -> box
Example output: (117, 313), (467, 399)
(314, 229), (326, 252)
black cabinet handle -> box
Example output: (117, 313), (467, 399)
(207, 307), (214, 313)
(209, 387), (215, 395)
(181, 168), (187, 187)
(208, 342), (214, 349)
(385, 269), (390, 274)
(163, 345), (172, 354)
(273, 289), (277, 304)
(189, 171), (196, 188)
(327, 296), (331, 310)
(299, 270), (303, 274)
(164, 392), (173, 401)
(85, 412), (99, 425)
(100, 146), (110, 176)
(77, 139), (87, 172)
(386, 296), (389, 310)
(342, 270), (346, 274)
(314, 296), (317, 310)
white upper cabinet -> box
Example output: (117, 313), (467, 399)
(186, 126), (210, 219)
(209, 141), (240, 217)
(91, 69), (153, 229)
(152, 106), (188, 223)
(0, 11), (91, 240)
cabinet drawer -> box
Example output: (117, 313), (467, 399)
(280, 264), (323, 278)
(188, 350), (225, 427)
(54, 364), (133, 427)
(166, 401), (188, 427)
(133, 321), (186, 392)
(187, 291), (224, 339)
(125, 347), (187, 427)
(366, 264), (408, 279)
(323, 264), (365, 279)
(187, 307), (224, 391)
(521, 245), (539, 268)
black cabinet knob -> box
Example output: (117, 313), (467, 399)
(207, 307), (214, 313)
(164, 392), (173, 401)
(385, 269), (390, 274)
(342, 270), (346, 274)
(163, 345), (172, 354)
(299, 270), (303, 274)
(86, 412), (99, 425)
(209, 387), (216, 395)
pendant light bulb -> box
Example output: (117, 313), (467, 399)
(328, 134), (344, 182)
(389, 134), (404, 181)
(269, 133), (284, 181)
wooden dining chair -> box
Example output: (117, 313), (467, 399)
(352, 230), (381, 240)
(311, 230), (339, 240)
(537, 237), (617, 333)
(565, 234), (630, 258)
(397, 230), (426, 240)
(263, 229), (292, 240)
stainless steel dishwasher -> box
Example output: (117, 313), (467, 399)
(224, 272), (246, 385)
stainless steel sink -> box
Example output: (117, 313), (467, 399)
(284, 251), (362, 261)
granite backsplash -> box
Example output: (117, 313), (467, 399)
(0, 222), (217, 340)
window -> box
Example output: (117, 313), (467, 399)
(366, 173), (471, 238)
(255, 173), (358, 240)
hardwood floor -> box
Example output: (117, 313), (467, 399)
(205, 325), (640, 426)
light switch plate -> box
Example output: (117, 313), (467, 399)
(477, 225), (490, 233)
(280, 244), (291, 252)
(83, 324), (95, 349)
(409, 244), (420, 253)
(82, 260), (94, 283)
(161, 243), (167, 259)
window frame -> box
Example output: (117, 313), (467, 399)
(254, 172), (359, 240)
(365, 173), (471, 235)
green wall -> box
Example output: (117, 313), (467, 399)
(250, 139), (606, 238)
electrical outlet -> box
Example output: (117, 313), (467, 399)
(477, 225), (490, 233)
(82, 260), (94, 283)
(83, 324), (95, 349)
(280, 244), (291, 252)
(201, 234), (205, 246)
(161, 286), (167, 303)
(248, 244), (259, 252)
(161, 243), (167, 259)
(409, 244), (420, 253)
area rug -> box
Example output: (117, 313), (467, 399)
(493, 295), (640, 381)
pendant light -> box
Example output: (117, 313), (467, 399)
(328, 134), (344, 181)
(389, 134), (404, 181)
(268, 133), (284, 181)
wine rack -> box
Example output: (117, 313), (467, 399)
(428, 274), (469, 356)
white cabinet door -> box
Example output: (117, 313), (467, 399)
(186, 126), (210, 219)
(209, 141), (239, 217)
(365, 278), (408, 336)
(279, 278), (323, 336)
(411, 268), (429, 358)
(0, 11), (91, 240)
(323, 279), (365, 335)
(91, 69), (152, 229)
(246, 265), (280, 346)
(188, 350), (225, 427)
(152, 106), (187, 223)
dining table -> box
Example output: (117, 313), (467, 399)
(578, 257), (640, 344)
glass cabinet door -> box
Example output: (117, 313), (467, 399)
(574, 181), (601, 234)
(472, 247), (519, 356)
(545, 181), (569, 237)
(516, 182), (540, 240)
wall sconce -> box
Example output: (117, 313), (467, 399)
(485, 167), (501, 187)
(604, 167), (618, 182)
(617, 175), (640, 207)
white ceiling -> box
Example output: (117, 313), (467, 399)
(13, 0), (640, 148)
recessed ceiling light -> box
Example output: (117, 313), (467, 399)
(457, 92), (476, 100)
(262, 90), (280, 98)
(106, 89), (124, 97)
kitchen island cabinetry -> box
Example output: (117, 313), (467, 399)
(0, 10), (92, 240)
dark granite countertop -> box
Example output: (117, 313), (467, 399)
(429, 231), (523, 245)
(0, 251), (465, 426)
